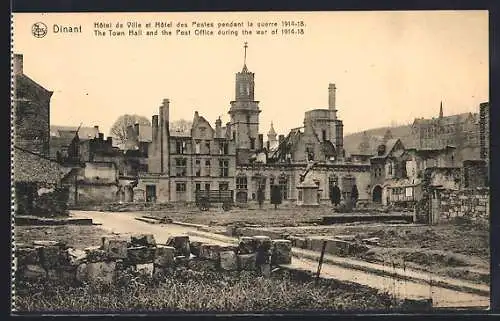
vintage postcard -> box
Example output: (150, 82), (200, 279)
(11, 11), (490, 313)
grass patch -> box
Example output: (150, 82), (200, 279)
(15, 266), (401, 313)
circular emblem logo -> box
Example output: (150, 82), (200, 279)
(32, 22), (48, 38)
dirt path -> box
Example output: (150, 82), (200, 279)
(71, 210), (490, 309)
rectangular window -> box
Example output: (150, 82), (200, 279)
(176, 182), (186, 192)
(176, 141), (186, 154)
(195, 159), (201, 177)
(405, 187), (413, 197)
(250, 138), (256, 150)
(204, 159), (211, 176)
(205, 183), (210, 191)
(219, 159), (229, 177)
(205, 141), (211, 154)
(175, 158), (187, 177)
(195, 141), (201, 154)
(219, 141), (229, 155)
(236, 176), (247, 189)
(195, 183), (201, 191)
(279, 176), (288, 200)
(219, 182), (229, 191)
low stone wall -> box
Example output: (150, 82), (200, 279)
(14, 234), (292, 285)
(439, 187), (489, 222)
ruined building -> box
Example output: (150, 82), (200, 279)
(13, 54), (52, 156)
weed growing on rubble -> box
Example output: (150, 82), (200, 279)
(15, 268), (401, 313)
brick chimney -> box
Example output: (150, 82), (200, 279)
(328, 83), (337, 120)
(13, 54), (23, 75)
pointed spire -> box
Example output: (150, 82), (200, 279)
(268, 122), (277, 136)
(242, 41), (249, 72)
(439, 101), (443, 118)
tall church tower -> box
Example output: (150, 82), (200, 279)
(228, 42), (261, 162)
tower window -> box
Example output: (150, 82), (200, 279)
(322, 130), (327, 141)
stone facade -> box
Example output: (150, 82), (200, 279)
(13, 54), (53, 156)
(411, 102), (479, 150)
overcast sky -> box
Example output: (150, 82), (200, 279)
(13, 11), (488, 137)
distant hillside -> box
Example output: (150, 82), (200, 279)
(343, 124), (416, 156)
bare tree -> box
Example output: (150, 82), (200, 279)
(110, 114), (151, 145)
(170, 119), (192, 133)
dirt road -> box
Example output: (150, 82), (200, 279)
(72, 210), (490, 309)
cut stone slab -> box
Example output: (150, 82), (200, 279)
(127, 246), (156, 264)
(154, 245), (175, 267)
(199, 244), (221, 261)
(136, 263), (154, 277)
(21, 264), (47, 281)
(238, 237), (256, 254)
(237, 253), (257, 271)
(166, 235), (191, 257)
(78, 261), (116, 285)
(130, 234), (156, 247)
(190, 241), (203, 257)
(39, 245), (65, 269)
(67, 248), (87, 266)
(104, 239), (128, 259)
(33, 240), (66, 248)
(271, 239), (292, 265)
(219, 251), (237, 271)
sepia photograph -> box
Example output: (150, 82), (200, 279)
(11, 10), (490, 313)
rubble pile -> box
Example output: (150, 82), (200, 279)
(14, 234), (293, 286)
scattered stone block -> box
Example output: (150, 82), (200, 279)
(88, 261), (116, 284)
(67, 248), (87, 266)
(253, 235), (272, 252)
(362, 237), (380, 246)
(39, 245), (65, 269)
(136, 263), (154, 277)
(307, 237), (326, 252)
(238, 237), (256, 254)
(190, 241), (203, 257)
(127, 246), (156, 264)
(199, 244), (221, 261)
(21, 264), (47, 281)
(219, 250), (237, 271)
(166, 235), (190, 257)
(103, 240), (128, 259)
(33, 240), (65, 248)
(294, 237), (307, 249)
(154, 245), (175, 267)
(130, 234), (156, 247)
(237, 253), (257, 271)
(16, 247), (40, 265)
(271, 239), (292, 265)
